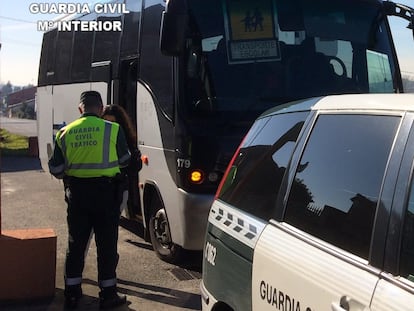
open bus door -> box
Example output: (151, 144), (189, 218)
(116, 57), (142, 220)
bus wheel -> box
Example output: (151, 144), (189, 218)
(149, 208), (182, 263)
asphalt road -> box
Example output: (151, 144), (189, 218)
(0, 117), (37, 137)
(0, 117), (203, 311)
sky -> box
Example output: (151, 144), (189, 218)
(0, 0), (414, 87)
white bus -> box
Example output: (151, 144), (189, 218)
(37, 0), (414, 263)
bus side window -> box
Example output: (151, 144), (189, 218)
(38, 29), (57, 86)
(54, 31), (73, 85)
(93, 16), (122, 80)
(72, 31), (93, 82)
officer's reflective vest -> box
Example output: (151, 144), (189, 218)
(56, 116), (121, 178)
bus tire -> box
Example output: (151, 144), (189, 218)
(148, 206), (183, 264)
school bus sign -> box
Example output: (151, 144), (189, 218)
(224, 0), (280, 63)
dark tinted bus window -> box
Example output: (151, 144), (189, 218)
(38, 29), (57, 86)
(219, 112), (308, 220)
(400, 176), (414, 282)
(93, 16), (122, 78)
(285, 114), (400, 259)
(54, 31), (74, 84)
(121, 11), (141, 57)
(72, 31), (93, 82)
(140, 2), (173, 119)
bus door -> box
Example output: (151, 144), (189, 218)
(117, 57), (142, 219)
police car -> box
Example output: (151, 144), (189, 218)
(201, 94), (414, 311)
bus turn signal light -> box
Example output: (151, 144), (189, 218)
(190, 170), (204, 184)
(142, 155), (149, 165)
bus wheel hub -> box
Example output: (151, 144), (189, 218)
(153, 209), (172, 246)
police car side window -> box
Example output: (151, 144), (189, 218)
(400, 178), (414, 282)
(285, 114), (400, 259)
(218, 112), (308, 220)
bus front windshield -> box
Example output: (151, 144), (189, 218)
(183, 0), (398, 117)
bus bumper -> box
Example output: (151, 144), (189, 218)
(176, 188), (214, 250)
(200, 280), (217, 311)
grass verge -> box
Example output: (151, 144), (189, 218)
(0, 128), (29, 156)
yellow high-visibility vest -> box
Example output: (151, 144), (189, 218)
(56, 116), (121, 178)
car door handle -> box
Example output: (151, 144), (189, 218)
(331, 296), (371, 311)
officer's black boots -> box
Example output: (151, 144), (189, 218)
(64, 285), (126, 309)
(99, 286), (127, 309)
(64, 285), (83, 309)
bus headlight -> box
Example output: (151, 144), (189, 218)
(208, 172), (219, 183)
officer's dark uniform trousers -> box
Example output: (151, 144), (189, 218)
(65, 176), (120, 288)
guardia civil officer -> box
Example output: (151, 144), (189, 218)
(48, 91), (131, 309)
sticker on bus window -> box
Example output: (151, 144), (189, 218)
(223, 0), (280, 63)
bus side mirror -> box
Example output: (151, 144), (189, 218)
(384, 2), (414, 40)
(160, 11), (188, 56)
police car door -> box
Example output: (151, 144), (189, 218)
(252, 112), (403, 311)
(370, 117), (414, 311)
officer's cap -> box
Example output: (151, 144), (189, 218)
(79, 91), (103, 108)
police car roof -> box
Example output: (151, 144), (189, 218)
(260, 93), (414, 118)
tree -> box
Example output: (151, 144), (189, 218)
(1, 81), (13, 96)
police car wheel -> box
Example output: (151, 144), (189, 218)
(149, 208), (182, 263)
